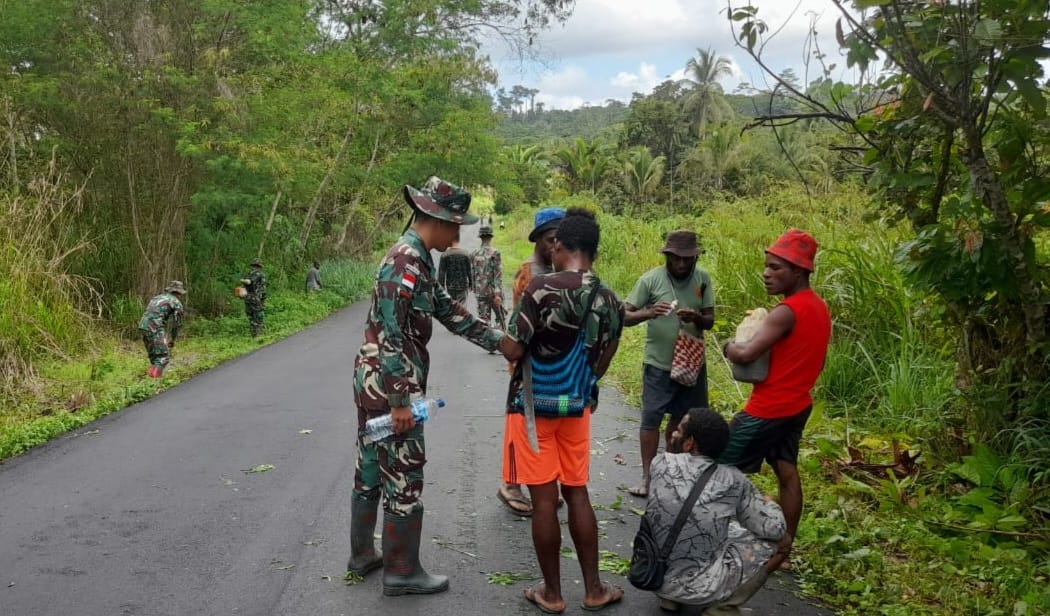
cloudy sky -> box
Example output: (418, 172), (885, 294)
(485, 0), (861, 110)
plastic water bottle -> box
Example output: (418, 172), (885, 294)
(363, 398), (445, 444)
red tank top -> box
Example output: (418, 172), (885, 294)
(745, 288), (831, 419)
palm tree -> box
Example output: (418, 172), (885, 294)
(681, 47), (734, 138)
(553, 138), (611, 195)
(621, 147), (666, 204)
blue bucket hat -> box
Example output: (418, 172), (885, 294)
(528, 207), (566, 242)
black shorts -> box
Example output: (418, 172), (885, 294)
(640, 363), (709, 430)
(718, 406), (812, 473)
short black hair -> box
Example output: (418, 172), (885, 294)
(682, 407), (730, 459)
(555, 208), (599, 260)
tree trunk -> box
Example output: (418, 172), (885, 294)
(962, 129), (1047, 352)
(257, 190), (282, 258)
(300, 127), (354, 248)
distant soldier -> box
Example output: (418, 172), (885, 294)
(306, 260), (322, 292)
(138, 280), (186, 378)
(471, 224), (504, 331)
(436, 237), (472, 303)
(240, 259), (267, 337)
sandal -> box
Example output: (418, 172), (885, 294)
(524, 582), (566, 614)
(626, 485), (648, 498)
(498, 485), (533, 516)
(581, 581), (624, 611)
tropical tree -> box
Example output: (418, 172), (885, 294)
(553, 137), (613, 196)
(680, 47), (735, 137)
(728, 0), (1050, 435)
(620, 146), (665, 204)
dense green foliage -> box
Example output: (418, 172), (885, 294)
(0, 0), (572, 405)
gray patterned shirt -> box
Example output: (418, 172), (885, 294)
(645, 453), (786, 605)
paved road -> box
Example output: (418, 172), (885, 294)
(0, 225), (833, 616)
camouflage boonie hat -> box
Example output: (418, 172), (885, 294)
(165, 280), (187, 295)
(478, 224), (494, 237)
(250, 258), (263, 267)
(403, 176), (479, 225)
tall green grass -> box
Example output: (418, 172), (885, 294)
(0, 162), (101, 406)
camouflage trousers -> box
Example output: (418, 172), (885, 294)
(446, 287), (468, 304)
(354, 423), (426, 516)
(141, 330), (169, 367)
(476, 295), (500, 326)
(244, 299), (265, 337)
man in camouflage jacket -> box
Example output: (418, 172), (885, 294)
(138, 281), (186, 378)
(436, 237), (472, 303)
(240, 259), (267, 337)
(348, 177), (505, 598)
(470, 223), (504, 328)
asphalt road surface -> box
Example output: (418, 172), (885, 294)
(0, 223), (833, 616)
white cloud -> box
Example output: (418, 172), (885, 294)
(488, 0), (856, 110)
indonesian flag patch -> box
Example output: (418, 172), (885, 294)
(399, 269), (417, 297)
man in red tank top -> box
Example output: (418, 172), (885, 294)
(718, 229), (831, 571)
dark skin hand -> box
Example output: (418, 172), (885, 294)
(624, 302), (714, 330)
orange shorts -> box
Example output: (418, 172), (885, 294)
(502, 410), (591, 487)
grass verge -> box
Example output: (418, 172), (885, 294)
(0, 259), (374, 461)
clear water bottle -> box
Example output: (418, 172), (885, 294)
(362, 397), (446, 444)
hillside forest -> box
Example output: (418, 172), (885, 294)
(1, 1), (1048, 614)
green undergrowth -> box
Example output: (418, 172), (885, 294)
(0, 259), (374, 461)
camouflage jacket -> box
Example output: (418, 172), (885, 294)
(436, 247), (473, 295)
(470, 245), (503, 299)
(354, 229), (504, 412)
(138, 292), (184, 341)
(241, 269), (267, 302)
(505, 270), (624, 412)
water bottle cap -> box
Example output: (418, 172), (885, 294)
(435, 398), (446, 408)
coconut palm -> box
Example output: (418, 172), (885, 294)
(681, 47), (734, 138)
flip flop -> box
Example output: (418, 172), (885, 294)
(524, 583), (566, 614)
(497, 486), (533, 516)
(626, 485), (648, 498)
(581, 582), (624, 611)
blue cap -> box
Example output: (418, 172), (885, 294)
(529, 207), (566, 242)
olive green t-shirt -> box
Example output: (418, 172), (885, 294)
(626, 266), (715, 371)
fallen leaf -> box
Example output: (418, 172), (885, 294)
(299, 429), (313, 435)
(613, 453), (626, 465)
(243, 464), (275, 474)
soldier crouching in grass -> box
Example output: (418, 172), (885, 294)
(347, 176), (506, 597)
(138, 280), (186, 378)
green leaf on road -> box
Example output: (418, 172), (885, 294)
(244, 464), (275, 474)
(486, 571), (536, 586)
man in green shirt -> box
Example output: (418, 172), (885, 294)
(623, 230), (715, 498)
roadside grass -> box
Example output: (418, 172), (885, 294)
(0, 259), (374, 461)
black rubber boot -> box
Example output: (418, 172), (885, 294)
(381, 508), (449, 596)
(346, 491), (383, 576)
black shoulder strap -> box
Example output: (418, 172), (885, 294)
(659, 462), (718, 560)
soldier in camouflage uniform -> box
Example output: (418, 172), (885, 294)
(138, 281), (186, 378)
(500, 208), (626, 612)
(470, 224), (504, 330)
(348, 176), (505, 598)
(436, 238), (472, 303)
(240, 259), (267, 337)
